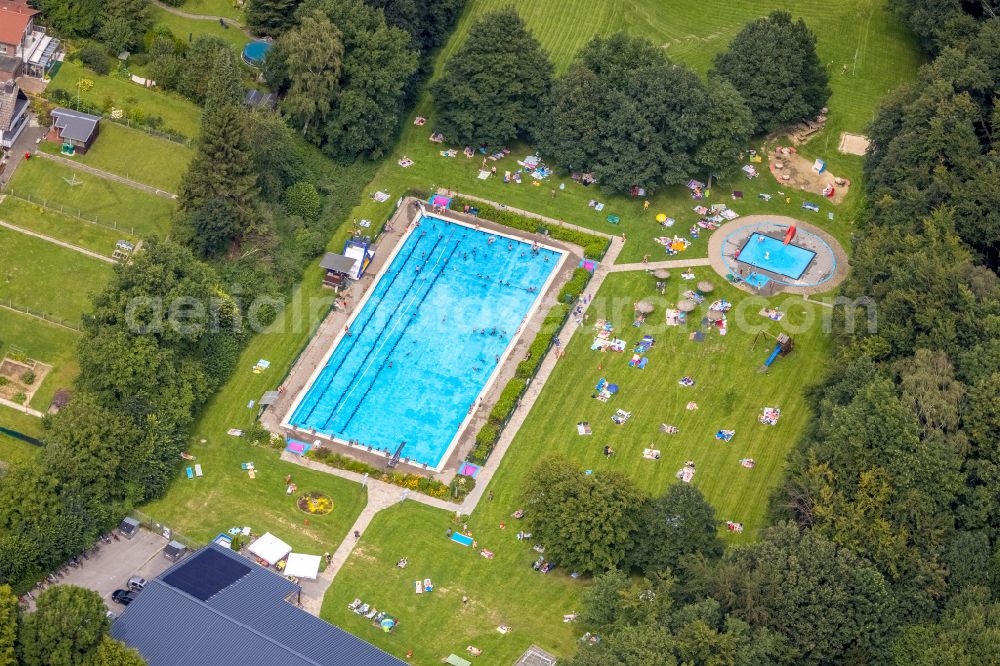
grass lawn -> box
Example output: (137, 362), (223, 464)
(139, 266), (368, 551)
(49, 60), (202, 139)
(38, 122), (194, 193)
(321, 267), (832, 662)
(7, 158), (175, 237)
(178, 0), (245, 22)
(150, 5), (251, 52)
(0, 196), (136, 257)
(341, 0), (921, 265)
(322, 502), (582, 664)
(0, 408), (44, 469)
(0, 226), (112, 323)
(0, 310), (81, 411)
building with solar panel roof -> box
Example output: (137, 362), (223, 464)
(111, 542), (404, 666)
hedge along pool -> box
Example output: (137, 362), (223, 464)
(284, 214), (567, 471)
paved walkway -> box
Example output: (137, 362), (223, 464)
(33, 151), (178, 200)
(608, 257), (711, 273)
(150, 0), (254, 37)
(0, 398), (43, 417)
(458, 235), (624, 513)
(0, 220), (115, 263)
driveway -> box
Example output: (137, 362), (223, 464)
(30, 528), (176, 612)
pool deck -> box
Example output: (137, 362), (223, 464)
(264, 197), (585, 480)
(707, 214), (849, 296)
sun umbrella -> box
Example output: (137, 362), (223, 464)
(635, 300), (654, 314)
(697, 281), (715, 293)
(653, 269), (671, 279)
(655, 213), (667, 223)
(677, 299), (697, 312)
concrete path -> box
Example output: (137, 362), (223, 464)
(457, 235), (624, 513)
(0, 220), (115, 263)
(0, 397), (43, 418)
(150, 0), (254, 37)
(607, 257), (711, 273)
(33, 151), (178, 200)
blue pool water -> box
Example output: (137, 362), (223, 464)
(288, 216), (561, 469)
(737, 233), (815, 279)
(242, 41), (271, 64)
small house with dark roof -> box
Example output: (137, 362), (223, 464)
(0, 79), (29, 149)
(49, 107), (100, 153)
(244, 89), (277, 110)
(112, 543), (405, 666)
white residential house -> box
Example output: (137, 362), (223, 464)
(0, 79), (29, 149)
(0, 0), (61, 80)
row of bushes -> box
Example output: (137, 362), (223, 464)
(451, 196), (610, 259)
(306, 446), (475, 500)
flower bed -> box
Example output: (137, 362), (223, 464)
(297, 491), (334, 515)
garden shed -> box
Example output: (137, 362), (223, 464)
(118, 516), (140, 539)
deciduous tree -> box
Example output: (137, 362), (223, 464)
(713, 11), (830, 134)
(631, 484), (723, 575)
(432, 8), (552, 149)
(17, 586), (108, 666)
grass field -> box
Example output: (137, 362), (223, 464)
(178, 0), (244, 22)
(49, 60), (202, 139)
(7, 159), (175, 237)
(0, 196), (136, 257)
(320, 268), (833, 662)
(150, 5), (251, 52)
(39, 122), (194, 193)
(0, 413), (43, 468)
(0, 310), (82, 411)
(0, 226), (112, 323)
(339, 0), (921, 265)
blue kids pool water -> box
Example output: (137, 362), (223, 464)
(288, 215), (562, 469)
(737, 232), (816, 280)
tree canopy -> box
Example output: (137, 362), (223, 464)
(432, 8), (553, 149)
(246, 0), (303, 37)
(712, 11), (830, 134)
(630, 484), (723, 575)
(17, 586), (108, 666)
(536, 33), (719, 193)
(521, 456), (645, 573)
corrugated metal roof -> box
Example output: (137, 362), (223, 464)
(111, 543), (404, 666)
(320, 252), (356, 274)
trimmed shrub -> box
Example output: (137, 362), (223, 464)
(21, 371), (36, 385)
(79, 44), (110, 75)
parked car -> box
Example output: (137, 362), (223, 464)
(127, 576), (147, 592)
(111, 589), (137, 606)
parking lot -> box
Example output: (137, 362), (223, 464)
(38, 528), (177, 612)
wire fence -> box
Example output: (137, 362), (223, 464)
(129, 509), (203, 551)
(0, 300), (82, 332)
(1, 189), (137, 236)
(40, 93), (192, 146)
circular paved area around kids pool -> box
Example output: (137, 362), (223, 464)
(707, 215), (849, 296)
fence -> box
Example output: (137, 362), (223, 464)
(1, 299), (82, 331)
(40, 92), (191, 145)
(1, 189), (137, 236)
(128, 509), (203, 551)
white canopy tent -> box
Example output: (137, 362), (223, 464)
(247, 532), (292, 566)
(283, 553), (322, 580)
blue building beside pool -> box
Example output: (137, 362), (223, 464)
(111, 543), (404, 666)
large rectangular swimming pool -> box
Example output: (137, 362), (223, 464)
(737, 232), (815, 280)
(286, 215), (564, 470)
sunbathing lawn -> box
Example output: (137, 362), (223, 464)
(345, 0), (920, 265)
(321, 267), (832, 663)
(0, 310), (81, 411)
(0, 226), (112, 323)
(150, 5), (251, 52)
(0, 196), (136, 257)
(7, 158), (175, 237)
(48, 60), (202, 139)
(39, 122), (193, 193)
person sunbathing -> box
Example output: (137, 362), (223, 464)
(660, 424), (679, 434)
